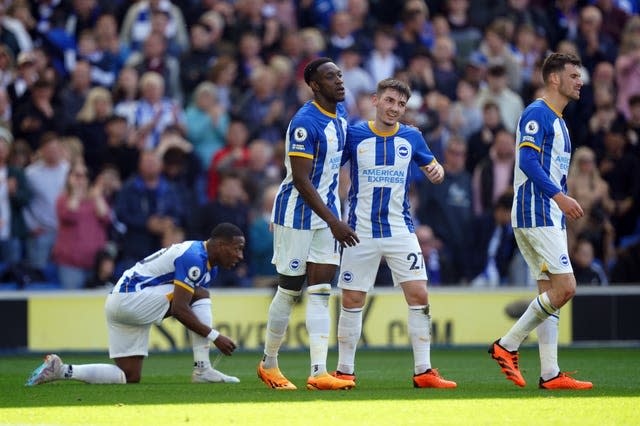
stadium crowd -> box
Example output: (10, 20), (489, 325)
(0, 0), (638, 289)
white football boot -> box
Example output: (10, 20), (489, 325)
(25, 354), (64, 386)
(192, 367), (240, 384)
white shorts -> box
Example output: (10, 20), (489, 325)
(105, 284), (173, 358)
(338, 234), (427, 291)
(514, 227), (573, 281)
(271, 224), (340, 276)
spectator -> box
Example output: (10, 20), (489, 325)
(52, 160), (111, 289)
(119, 0), (188, 56)
(610, 240), (640, 284)
(268, 55), (300, 120)
(7, 51), (37, 110)
(599, 131), (640, 244)
(396, 0), (433, 64)
(114, 149), (184, 271)
(472, 129), (515, 216)
(365, 26), (402, 84)
(0, 128), (31, 267)
(185, 81), (229, 170)
(208, 55), (239, 112)
(58, 59), (91, 130)
(623, 94), (640, 159)
(593, 0), (630, 45)
(95, 13), (131, 74)
(72, 29), (117, 88)
(615, 16), (640, 121)
(22, 132), (69, 273)
(248, 183), (278, 287)
(130, 71), (185, 150)
(235, 31), (264, 91)
(470, 191), (517, 287)
(207, 119), (250, 200)
(448, 78), (482, 141)
(444, 0), (483, 65)
(575, 5), (618, 74)
(12, 76), (65, 151)
(3, 2), (34, 53)
(415, 224), (443, 286)
(512, 23), (542, 88)
(193, 171), (250, 287)
(73, 87), (113, 176)
(466, 101), (505, 173)
(84, 245), (117, 289)
(180, 21), (218, 101)
(112, 66), (139, 127)
(567, 146), (615, 259)
(326, 10), (370, 62)
(417, 137), (473, 284)
(403, 47), (436, 96)
(0, 44), (15, 89)
(430, 35), (460, 100)
(338, 47), (373, 103)
(476, 64), (524, 134)
(475, 18), (523, 92)
(126, 31), (182, 103)
(242, 139), (279, 206)
(571, 238), (608, 285)
(103, 114), (139, 182)
(544, 0), (580, 49)
(234, 65), (286, 144)
(0, 87), (12, 130)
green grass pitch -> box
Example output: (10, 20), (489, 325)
(2, 347), (639, 425)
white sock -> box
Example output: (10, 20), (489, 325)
(190, 298), (213, 369)
(336, 307), (363, 375)
(538, 310), (560, 381)
(500, 292), (556, 351)
(263, 286), (301, 369)
(408, 305), (431, 375)
(64, 364), (126, 384)
(306, 283), (331, 377)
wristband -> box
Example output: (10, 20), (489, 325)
(207, 329), (220, 341)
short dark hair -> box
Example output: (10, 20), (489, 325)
(541, 52), (581, 83)
(303, 57), (334, 85)
(376, 78), (411, 100)
(210, 223), (244, 241)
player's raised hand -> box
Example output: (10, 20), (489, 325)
(425, 162), (445, 184)
(329, 220), (359, 247)
(213, 334), (237, 356)
(553, 193), (584, 220)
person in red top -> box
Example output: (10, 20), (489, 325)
(52, 161), (112, 289)
(206, 119), (250, 200)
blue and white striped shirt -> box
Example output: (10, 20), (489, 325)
(512, 99), (571, 229)
(271, 101), (348, 230)
(113, 241), (216, 294)
(343, 121), (436, 238)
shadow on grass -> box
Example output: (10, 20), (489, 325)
(3, 348), (639, 408)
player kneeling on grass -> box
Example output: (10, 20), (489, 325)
(26, 223), (244, 386)
(332, 78), (456, 389)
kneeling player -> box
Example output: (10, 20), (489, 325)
(26, 223), (243, 385)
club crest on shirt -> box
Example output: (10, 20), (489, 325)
(396, 143), (410, 159)
(293, 127), (308, 142)
(525, 120), (539, 134)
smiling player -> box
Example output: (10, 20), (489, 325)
(489, 52), (593, 390)
(332, 78), (456, 388)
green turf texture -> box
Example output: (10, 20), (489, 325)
(2, 347), (638, 425)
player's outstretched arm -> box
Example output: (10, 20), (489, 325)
(290, 156), (359, 246)
(170, 284), (237, 355)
